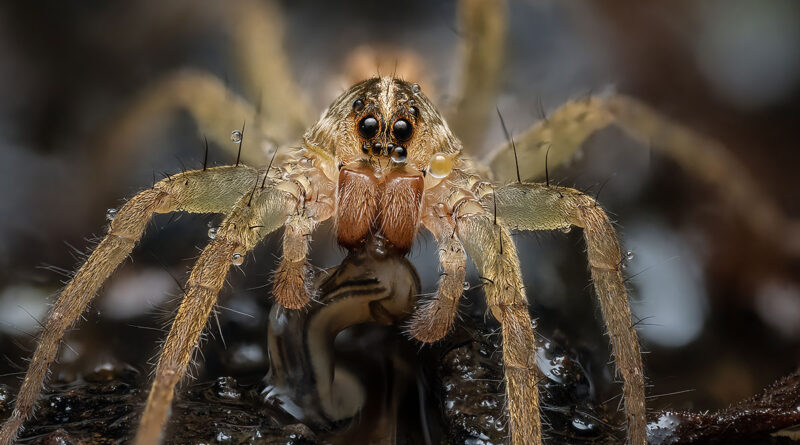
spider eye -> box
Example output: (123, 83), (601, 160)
(392, 119), (413, 142)
(390, 145), (407, 163)
(352, 99), (364, 112)
(358, 116), (379, 139)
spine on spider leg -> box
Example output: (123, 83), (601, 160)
(576, 200), (646, 445)
(0, 188), (166, 444)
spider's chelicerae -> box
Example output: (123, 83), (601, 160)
(4, 2), (800, 445)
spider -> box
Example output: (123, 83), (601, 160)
(3, 1), (799, 445)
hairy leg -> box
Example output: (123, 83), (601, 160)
(0, 166), (260, 444)
(494, 182), (646, 445)
(456, 210), (541, 445)
(230, 0), (310, 141)
(135, 183), (298, 444)
(485, 94), (800, 255)
(411, 213), (467, 342)
(448, 0), (507, 152)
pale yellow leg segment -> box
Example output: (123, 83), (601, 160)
(134, 185), (298, 444)
(457, 213), (541, 445)
(98, 70), (270, 173)
(272, 214), (316, 309)
(494, 182), (646, 445)
(486, 95), (800, 255)
(0, 166), (260, 445)
(448, 0), (508, 152)
(411, 216), (467, 342)
(230, 0), (310, 143)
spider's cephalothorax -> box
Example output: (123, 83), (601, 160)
(0, 76), (647, 445)
(305, 78), (461, 253)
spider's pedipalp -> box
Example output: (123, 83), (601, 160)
(410, 215), (466, 342)
(0, 166), (261, 445)
(492, 182), (646, 445)
(273, 214), (317, 309)
(135, 182), (299, 445)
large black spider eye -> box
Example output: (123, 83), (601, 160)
(392, 118), (413, 142)
(358, 116), (379, 139)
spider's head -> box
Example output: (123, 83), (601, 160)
(304, 77), (462, 182)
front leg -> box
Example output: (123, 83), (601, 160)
(494, 182), (646, 445)
(455, 209), (542, 445)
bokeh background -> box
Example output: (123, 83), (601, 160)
(0, 0), (799, 435)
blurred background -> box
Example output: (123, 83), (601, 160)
(0, 0), (799, 440)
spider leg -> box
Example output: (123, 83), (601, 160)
(493, 182), (646, 445)
(410, 214), (467, 342)
(485, 94), (800, 255)
(98, 70), (273, 177)
(0, 166), (261, 445)
(447, 0), (507, 152)
(230, 0), (310, 139)
(455, 209), (541, 445)
(135, 182), (299, 445)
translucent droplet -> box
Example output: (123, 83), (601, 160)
(373, 168), (384, 179)
(231, 130), (243, 143)
(560, 225), (572, 234)
(462, 281), (470, 291)
(106, 208), (118, 221)
(621, 262), (628, 270)
(298, 157), (312, 168)
(207, 227), (217, 239)
(428, 153), (454, 178)
(411, 83), (421, 94)
(231, 252), (244, 266)
(626, 250), (635, 261)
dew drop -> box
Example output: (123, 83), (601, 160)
(106, 208), (118, 221)
(411, 83), (421, 94)
(462, 281), (470, 291)
(207, 227), (217, 239)
(560, 225), (572, 234)
(231, 252), (244, 266)
(231, 130), (243, 143)
(626, 250), (635, 261)
(428, 153), (454, 178)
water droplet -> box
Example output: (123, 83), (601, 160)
(462, 281), (470, 291)
(621, 262), (628, 270)
(207, 227), (217, 239)
(231, 252), (244, 266)
(626, 250), (635, 261)
(428, 153), (454, 178)
(411, 83), (421, 94)
(231, 130), (243, 143)
(106, 208), (118, 221)
(298, 157), (312, 168)
(560, 225), (572, 234)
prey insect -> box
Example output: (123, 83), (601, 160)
(0, 77), (646, 445)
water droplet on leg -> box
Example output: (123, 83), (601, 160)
(231, 252), (244, 266)
(411, 83), (421, 94)
(231, 130), (243, 143)
(462, 281), (470, 291)
(626, 250), (635, 261)
(106, 208), (118, 221)
(207, 227), (217, 239)
(560, 225), (572, 234)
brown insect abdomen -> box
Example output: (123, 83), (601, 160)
(336, 167), (379, 250)
(379, 172), (424, 254)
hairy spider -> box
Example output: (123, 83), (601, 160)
(3, 1), (799, 445)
